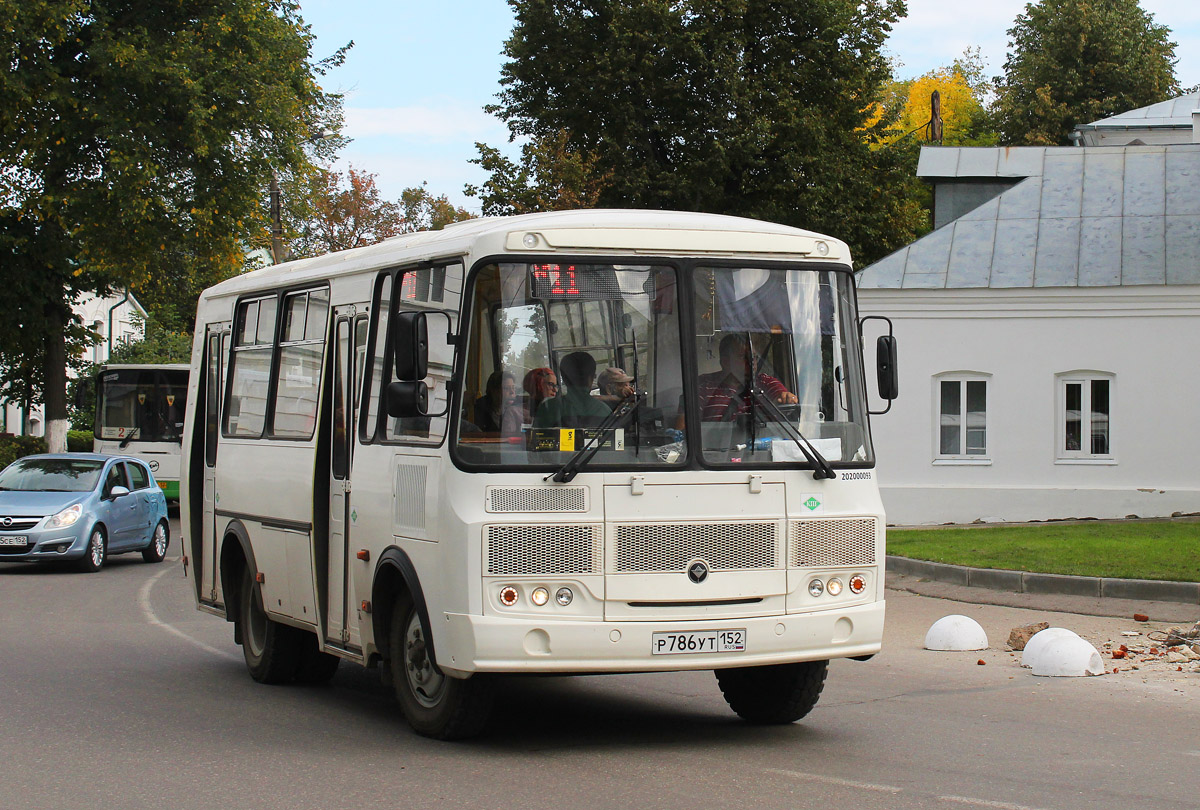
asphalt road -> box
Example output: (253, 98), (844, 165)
(2, 516), (1198, 810)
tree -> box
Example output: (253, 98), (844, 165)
(290, 167), (404, 258)
(399, 183), (474, 233)
(482, 0), (924, 267)
(0, 0), (343, 450)
(994, 0), (1179, 145)
(466, 129), (611, 216)
(875, 51), (999, 147)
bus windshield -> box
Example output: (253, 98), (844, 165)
(95, 367), (188, 444)
(456, 261), (873, 470)
(456, 262), (686, 468)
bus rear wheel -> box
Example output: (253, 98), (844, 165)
(239, 567), (302, 684)
(388, 597), (495, 740)
(715, 660), (829, 724)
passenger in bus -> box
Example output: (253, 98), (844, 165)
(533, 351), (611, 428)
(692, 333), (797, 422)
(473, 370), (520, 434)
(521, 367), (558, 423)
(596, 367), (635, 410)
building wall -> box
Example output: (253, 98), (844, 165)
(858, 284), (1200, 525)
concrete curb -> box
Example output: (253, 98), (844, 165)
(885, 556), (1200, 605)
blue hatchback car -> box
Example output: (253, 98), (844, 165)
(0, 453), (170, 572)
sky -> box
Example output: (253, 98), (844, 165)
(297, 1), (1200, 213)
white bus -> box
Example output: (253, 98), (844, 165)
(94, 363), (189, 500)
(180, 210), (898, 739)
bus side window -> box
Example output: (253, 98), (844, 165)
(360, 272), (393, 443)
(205, 333), (221, 466)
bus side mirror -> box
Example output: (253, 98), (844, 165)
(386, 381), (429, 419)
(876, 335), (898, 400)
(392, 311), (428, 381)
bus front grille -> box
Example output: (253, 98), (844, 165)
(485, 524), (603, 575)
(789, 518), (877, 567)
(611, 522), (780, 573)
(485, 486), (589, 513)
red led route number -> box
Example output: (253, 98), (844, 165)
(531, 264), (581, 297)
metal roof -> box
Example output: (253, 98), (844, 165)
(1077, 93), (1200, 132)
(858, 144), (1200, 289)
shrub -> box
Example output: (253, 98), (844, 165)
(67, 430), (93, 452)
(0, 435), (48, 470)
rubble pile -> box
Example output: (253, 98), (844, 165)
(1098, 624), (1200, 674)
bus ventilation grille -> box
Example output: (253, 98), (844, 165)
(611, 522), (779, 573)
(485, 486), (588, 513)
(789, 518), (877, 567)
(486, 524), (603, 575)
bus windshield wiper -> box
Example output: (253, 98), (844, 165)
(119, 428), (140, 449)
(545, 390), (645, 484)
(748, 387), (837, 480)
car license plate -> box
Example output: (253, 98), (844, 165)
(0, 536), (28, 546)
(651, 629), (746, 655)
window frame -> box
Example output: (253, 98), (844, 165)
(932, 372), (991, 465)
(1056, 371), (1116, 464)
(359, 262), (461, 448)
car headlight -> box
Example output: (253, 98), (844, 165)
(46, 504), (82, 529)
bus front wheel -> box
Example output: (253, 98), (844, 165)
(388, 597), (495, 740)
(238, 567), (302, 684)
(715, 660), (829, 724)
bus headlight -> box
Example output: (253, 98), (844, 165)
(499, 586), (519, 607)
(849, 574), (867, 594)
(808, 579), (824, 597)
(531, 587), (549, 606)
(826, 578), (843, 596)
(555, 587), (573, 606)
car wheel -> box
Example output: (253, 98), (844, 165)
(142, 520), (169, 563)
(388, 596), (495, 739)
(77, 527), (107, 573)
(238, 567), (302, 684)
(715, 660), (829, 724)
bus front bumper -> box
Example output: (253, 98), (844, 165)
(437, 600), (885, 677)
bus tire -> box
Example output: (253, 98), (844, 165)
(295, 633), (341, 685)
(239, 567), (302, 684)
(715, 660), (829, 724)
(388, 597), (495, 740)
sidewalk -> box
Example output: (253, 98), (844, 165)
(886, 557), (1200, 624)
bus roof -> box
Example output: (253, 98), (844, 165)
(201, 209), (851, 302)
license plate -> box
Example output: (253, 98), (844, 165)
(651, 629), (746, 655)
(0, 536), (27, 546)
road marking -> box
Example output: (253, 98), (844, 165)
(138, 565), (238, 661)
(764, 768), (902, 793)
(939, 795), (1055, 810)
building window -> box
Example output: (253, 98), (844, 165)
(935, 375), (989, 462)
(1058, 372), (1113, 460)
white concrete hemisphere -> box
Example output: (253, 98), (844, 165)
(1028, 635), (1105, 677)
(1020, 627), (1080, 668)
(924, 614), (989, 651)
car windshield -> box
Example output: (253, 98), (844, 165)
(0, 459), (104, 492)
(690, 266), (873, 466)
(95, 367), (187, 443)
(455, 262), (686, 468)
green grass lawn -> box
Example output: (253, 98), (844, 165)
(886, 519), (1200, 582)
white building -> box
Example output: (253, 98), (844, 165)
(2, 291), (146, 437)
(857, 95), (1200, 525)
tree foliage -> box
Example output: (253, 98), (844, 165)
(482, 0), (924, 268)
(875, 51), (999, 147)
(0, 0), (343, 447)
(399, 182), (474, 233)
(466, 129), (610, 216)
(290, 167), (403, 257)
(994, 0), (1179, 145)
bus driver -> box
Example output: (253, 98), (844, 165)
(695, 333), (797, 421)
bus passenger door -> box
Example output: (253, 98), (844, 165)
(327, 314), (364, 648)
(201, 326), (228, 604)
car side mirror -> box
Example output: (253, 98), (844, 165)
(109, 485), (130, 500)
(386, 380), (429, 419)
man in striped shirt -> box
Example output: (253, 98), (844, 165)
(696, 334), (797, 421)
